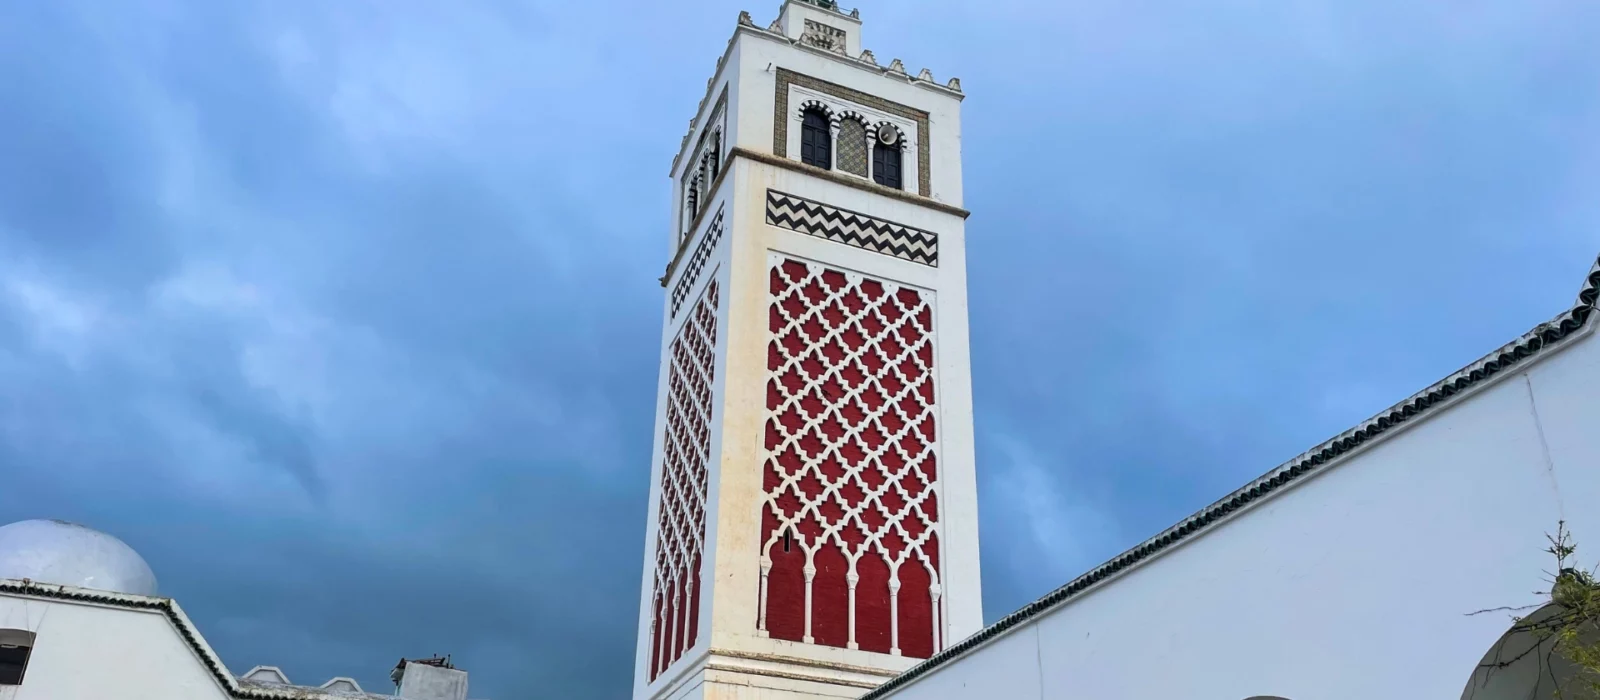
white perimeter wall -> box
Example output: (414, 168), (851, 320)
(882, 322), (1600, 700)
(0, 595), (228, 700)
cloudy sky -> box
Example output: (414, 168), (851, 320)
(2, 0), (1598, 696)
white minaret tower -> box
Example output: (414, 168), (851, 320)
(635, 2), (980, 697)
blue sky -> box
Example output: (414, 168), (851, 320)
(1, 0), (1597, 696)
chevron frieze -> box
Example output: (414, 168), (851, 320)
(764, 190), (939, 267)
(670, 207), (725, 320)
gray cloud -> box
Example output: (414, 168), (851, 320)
(3, 0), (1598, 697)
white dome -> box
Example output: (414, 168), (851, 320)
(0, 519), (158, 596)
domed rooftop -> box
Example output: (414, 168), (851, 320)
(0, 519), (158, 596)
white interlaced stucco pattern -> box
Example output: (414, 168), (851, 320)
(757, 255), (944, 658)
(649, 277), (719, 680)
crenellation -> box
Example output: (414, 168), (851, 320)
(672, 3), (963, 180)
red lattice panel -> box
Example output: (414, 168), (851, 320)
(757, 257), (943, 659)
(649, 279), (719, 681)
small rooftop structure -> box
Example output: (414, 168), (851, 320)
(391, 654), (453, 683)
(240, 666), (292, 685)
(391, 655), (469, 700)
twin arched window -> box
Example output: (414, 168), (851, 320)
(798, 107), (905, 191)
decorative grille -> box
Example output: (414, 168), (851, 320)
(757, 257), (943, 659)
(837, 120), (869, 177)
(648, 278), (719, 680)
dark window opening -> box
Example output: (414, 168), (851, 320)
(708, 133), (722, 182)
(683, 175), (701, 241)
(0, 629), (34, 686)
(873, 141), (903, 190)
(782, 530), (793, 553)
(680, 168), (698, 242)
(800, 108), (832, 169)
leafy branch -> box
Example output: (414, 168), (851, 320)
(1469, 522), (1600, 699)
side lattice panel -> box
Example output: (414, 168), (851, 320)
(757, 257), (943, 659)
(649, 278), (720, 681)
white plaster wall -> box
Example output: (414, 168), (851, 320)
(883, 323), (1600, 700)
(0, 596), (229, 700)
(397, 663), (468, 700)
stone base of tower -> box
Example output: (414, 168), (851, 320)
(651, 649), (916, 700)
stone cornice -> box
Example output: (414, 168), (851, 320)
(736, 147), (967, 218)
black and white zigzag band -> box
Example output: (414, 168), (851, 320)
(765, 190), (939, 267)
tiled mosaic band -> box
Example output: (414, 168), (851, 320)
(766, 190), (938, 267)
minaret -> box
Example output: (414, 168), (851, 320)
(635, 2), (980, 697)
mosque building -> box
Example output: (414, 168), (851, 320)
(633, 1), (1600, 699)
(0, 519), (483, 700)
(4, 2), (1599, 700)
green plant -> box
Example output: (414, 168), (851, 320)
(1474, 522), (1600, 698)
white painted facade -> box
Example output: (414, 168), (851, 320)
(0, 590), (230, 700)
(0, 579), (486, 700)
(0, 521), (485, 700)
(868, 258), (1600, 700)
(637, 2), (980, 698)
